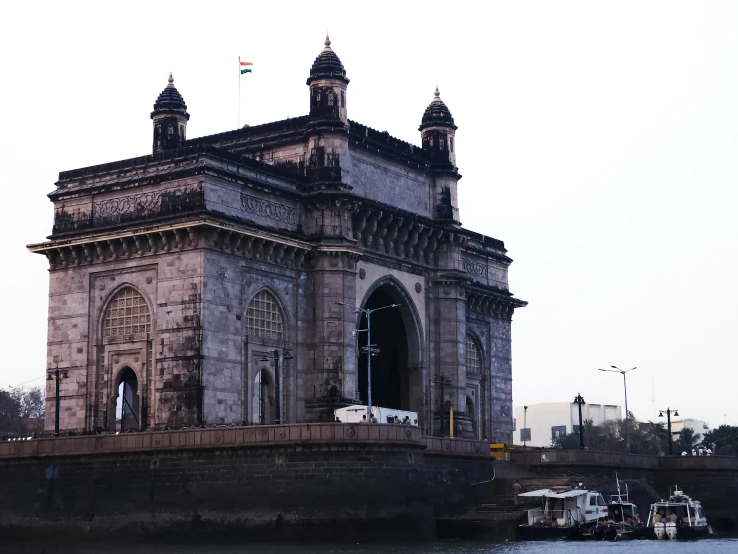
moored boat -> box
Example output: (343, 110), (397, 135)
(646, 486), (713, 540)
(517, 485), (608, 541)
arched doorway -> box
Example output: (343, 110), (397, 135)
(115, 367), (139, 432)
(357, 284), (421, 416)
(251, 369), (274, 425)
(466, 396), (476, 438)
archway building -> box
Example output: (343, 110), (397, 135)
(29, 38), (526, 440)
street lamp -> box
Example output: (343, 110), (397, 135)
(523, 405), (528, 448)
(46, 356), (68, 436)
(432, 373), (453, 436)
(598, 365), (636, 452)
(573, 394), (586, 450)
(336, 301), (400, 419)
(259, 348), (294, 424)
(659, 408), (679, 455)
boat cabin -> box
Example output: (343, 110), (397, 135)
(647, 489), (707, 528)
(519, 486), (608, 527)
(608, 502), (639, 524)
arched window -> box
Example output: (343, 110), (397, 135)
(340, 91), (345, 108)
(466, 333), (482, 374)
(103, 287), (151, 338)
(449, 136), (454, 153)
(246, 290), (283, 340)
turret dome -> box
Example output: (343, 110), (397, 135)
(419, 87), (456, 131)
(151, 74), (190, 120)
(307, 35), (349, 85)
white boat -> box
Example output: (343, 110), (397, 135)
(517, 485), (608, 540)
(605, 476), (643, 540)
(646, 486), (713, 540)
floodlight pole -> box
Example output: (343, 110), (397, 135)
(336, 301), (400, 419)
(598, 366), (636, 452)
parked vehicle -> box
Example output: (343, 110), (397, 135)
(334, 404), (417, 424)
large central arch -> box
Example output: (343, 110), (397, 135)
(357, 277), (423, 421)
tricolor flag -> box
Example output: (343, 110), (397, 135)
(240, 61), (252, 75)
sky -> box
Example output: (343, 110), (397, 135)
(1, 1), (737, 429)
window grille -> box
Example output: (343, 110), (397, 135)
(466, 334), (482, 374)
(103, 287), (151, 338)
(246, 290), (283, 340)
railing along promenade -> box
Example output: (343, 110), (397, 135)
(512, 448), (738, 471)
(0, 423), (490, 460)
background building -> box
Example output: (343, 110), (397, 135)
(514, 402), (622, 447)
(670, 418), (710, 442)
(29, 38), (526, 440)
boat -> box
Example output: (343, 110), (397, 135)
(603, 475), (644, 540)
(517, 485), (609, 540)
(646, 486), (713, 540)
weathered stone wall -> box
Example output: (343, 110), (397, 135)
(0, 425), (491, 543)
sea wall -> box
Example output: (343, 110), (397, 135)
(0, 423), (491, 543)
(512, 449), (738, 531)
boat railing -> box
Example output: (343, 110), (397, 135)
(526, 508), (580, 527)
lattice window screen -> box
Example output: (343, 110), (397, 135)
(466, 334), (482, 374)
(246, 290), (283, 340)
(103, 287), (151, 338)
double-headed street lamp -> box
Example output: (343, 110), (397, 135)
(659, 407), (679, 455)
(598, 365), (636, 452)
(573, 394), (586, 450)
(336, 301), (400, 419)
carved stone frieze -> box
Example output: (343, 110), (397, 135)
(466, 288), (526, 321)
(240, 194), (297, 224)
(95, 191), (161, 218)
(462, 258), (488, 279)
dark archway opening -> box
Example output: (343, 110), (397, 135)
(116, 367), (139, 432)
(357, 288), (409, 411)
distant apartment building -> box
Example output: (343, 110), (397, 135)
(514, 402), (622, 447)
(670, 418), (710, 441)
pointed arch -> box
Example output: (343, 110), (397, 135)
(102, 286), (152, 339)
(466, 332), (483, 375)
(245, 288), (286, 342)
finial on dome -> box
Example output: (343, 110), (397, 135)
(167, 72), (174, 86)
(323, 34), (332, 51)
(434, 86), (440, 99)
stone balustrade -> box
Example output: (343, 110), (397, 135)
(0, 423), (491, 460)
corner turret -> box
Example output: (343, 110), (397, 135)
(151, 74), (190, 153)
(307, 36), (349, 124)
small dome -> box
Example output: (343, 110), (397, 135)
(151, 74), (190, 120)
(307, 35), (349, 85)
(419, 87), (456, 131)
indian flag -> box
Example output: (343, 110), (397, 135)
(240, 61), (252, 75)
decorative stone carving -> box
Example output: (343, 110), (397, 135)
(240, 194), (297, 224)
(462, 258), (488, 278)
(95, 191), (161, 218)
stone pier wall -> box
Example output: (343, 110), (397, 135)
(0, 423), (491, 543)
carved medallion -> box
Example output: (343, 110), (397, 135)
(359, 268), (366, 279)
(415, 282), (422, 293)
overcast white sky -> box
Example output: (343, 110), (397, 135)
(1, 1), (736, 429)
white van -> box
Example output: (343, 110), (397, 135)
(334, 404), (418, 424)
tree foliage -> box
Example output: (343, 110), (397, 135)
(554, 415), (668, 455)
(0, 386), (45, 437)
(702, 425), (738, 456)
(674, 427), (701, 454)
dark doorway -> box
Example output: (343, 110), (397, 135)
(116, 367), (139, 432)
(357, 288), (408, 410)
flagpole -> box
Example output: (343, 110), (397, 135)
(238, 56), (241, 129)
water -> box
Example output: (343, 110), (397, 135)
(11, 540), (738, 554)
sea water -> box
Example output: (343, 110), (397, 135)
(13, 539), (738, 554)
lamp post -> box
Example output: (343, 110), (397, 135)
(46, 356), (68, 436)
(523, 405), (528, 448)
(336, 301), (400, 419)
(573, 394), (586, 450)
(432, 373), (453, 436)
(598, 365), (636, 452)
(260, 348), (294, 424)
(659, 407), (679, 455)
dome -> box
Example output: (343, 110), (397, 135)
(419, 87), (456, 131)
(151, 74), (190, 120)
(306, 35), (349, 85)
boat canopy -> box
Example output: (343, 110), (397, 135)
(519, 488), (589, 498)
